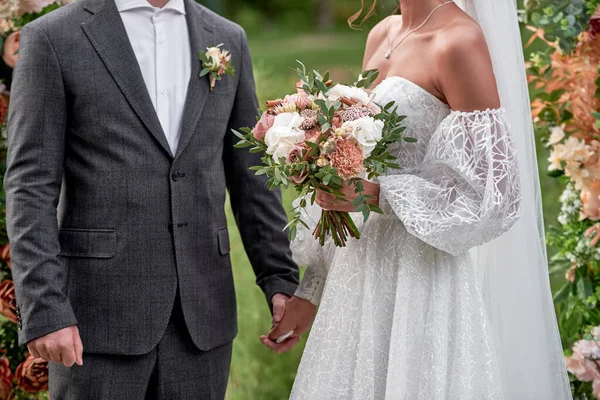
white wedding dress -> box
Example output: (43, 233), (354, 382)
(289, 76), (521, 399)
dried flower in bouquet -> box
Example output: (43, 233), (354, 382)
(233, 63), (412, 247)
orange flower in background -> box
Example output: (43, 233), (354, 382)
(581, 181), (600, 221)
(0, 245), (10, 269)
(15, 354), (48, 394)
(0, 280), (16, 324)
(528, 29), (600, 139)
(0, 358), (13, 400)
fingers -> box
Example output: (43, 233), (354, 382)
(27, 326), (84, 367)
(61, 346), (77, 368)
(268, 316), (296, 341)
(27, 344), (40, 359)
(272, 296), (286, 324)
(73, 328), (84, 366)
(260, 335), (301, 354)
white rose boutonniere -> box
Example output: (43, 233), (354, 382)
(199, 44), (235, 92)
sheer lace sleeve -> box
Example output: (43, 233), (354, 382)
(378, 109), (521, 256)
(290, 197), (330, 305)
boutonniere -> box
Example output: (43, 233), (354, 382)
(199, 44), (235, 92)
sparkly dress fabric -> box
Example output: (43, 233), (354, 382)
(289, 77), (521, 400)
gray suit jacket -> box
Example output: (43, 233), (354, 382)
(5, 0), (299, 354)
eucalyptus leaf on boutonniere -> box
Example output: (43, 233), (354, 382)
(199, 44), (235, 92)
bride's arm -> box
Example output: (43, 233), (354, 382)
(434, 22), (500, 112)
(378, 23), (521, 256)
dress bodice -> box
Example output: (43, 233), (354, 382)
(373, 77), (451, 174)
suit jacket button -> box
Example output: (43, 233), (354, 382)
(171, 170), (179, 182)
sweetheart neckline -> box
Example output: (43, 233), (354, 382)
(374, 76), (450, 108)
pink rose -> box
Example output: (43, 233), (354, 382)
(593, 378), (600, 399)
(252, 112), (275, 142)
(286, 145), (309, 185)
(575, 339), (600, 359)
(565, 352), (600, 382)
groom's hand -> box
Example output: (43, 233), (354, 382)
(27, 325), (83, 367)
(261, 296), (317, 354)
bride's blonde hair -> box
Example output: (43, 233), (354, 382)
(348, 1), (400, 29)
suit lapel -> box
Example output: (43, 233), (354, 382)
(174, 0), (214, 160)
(81, 0), (173, 158)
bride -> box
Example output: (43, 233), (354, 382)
(262, 0), (572, 398)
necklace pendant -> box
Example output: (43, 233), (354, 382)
(385, 49), (392, 59)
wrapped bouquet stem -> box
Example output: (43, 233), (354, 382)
(233, 63), (415, 247)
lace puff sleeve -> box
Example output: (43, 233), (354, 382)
(378, 109), (521, 256)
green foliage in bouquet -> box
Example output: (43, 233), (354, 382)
(234, 63), (412, 247)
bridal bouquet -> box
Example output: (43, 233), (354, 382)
(233, 64), (412, 247)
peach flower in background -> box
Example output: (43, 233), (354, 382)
(581, 181), (600, 221)
(565, 264), (577, 283)
(15, 354), (48, 393)
(252, 112), (275, 142)
(0, 358), (12, 400)
(547, 125), (566, 147)
(0, 280), (16, 324)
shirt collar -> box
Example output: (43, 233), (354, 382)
(114, 0), (186, 14)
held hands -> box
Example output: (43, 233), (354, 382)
(316, 179), (380, 212)
(27, 325), (83, 367)
(261, 295), (317, 354)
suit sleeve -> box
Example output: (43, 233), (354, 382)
(4, 23), (77, 344)
(223, 28), (299, 306)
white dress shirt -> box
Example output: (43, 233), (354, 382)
(115, 0), (191, 155)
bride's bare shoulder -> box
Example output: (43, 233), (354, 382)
(434, 12), (488, 61)
(366, 15), (400, 45)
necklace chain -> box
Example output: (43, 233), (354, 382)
(384, 1), (454, 60)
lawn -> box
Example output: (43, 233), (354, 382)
(224, 29), (564, 400)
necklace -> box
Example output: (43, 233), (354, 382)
(384, 1), (454, 60)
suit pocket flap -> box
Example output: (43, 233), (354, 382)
(59, 229), (117, 259)
(217, 227), (230, 256)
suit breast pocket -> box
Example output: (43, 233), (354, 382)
(59, 229), (117, 259)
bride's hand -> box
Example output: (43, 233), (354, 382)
(260, 296), (317, 354)
(316, 179), (380, 212)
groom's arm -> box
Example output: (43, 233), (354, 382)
(223, 28), (299, 306)
(4, 23), (77, 344)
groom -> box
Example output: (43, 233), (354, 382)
(4, 0), (299, 398)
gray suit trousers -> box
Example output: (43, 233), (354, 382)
(48, 295), (232, 400)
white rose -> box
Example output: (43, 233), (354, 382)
(265, 112), (306, 163)
(343, 116), (384, 157)
(205, 46), (222, 69)
(328, 84), (370, 105)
